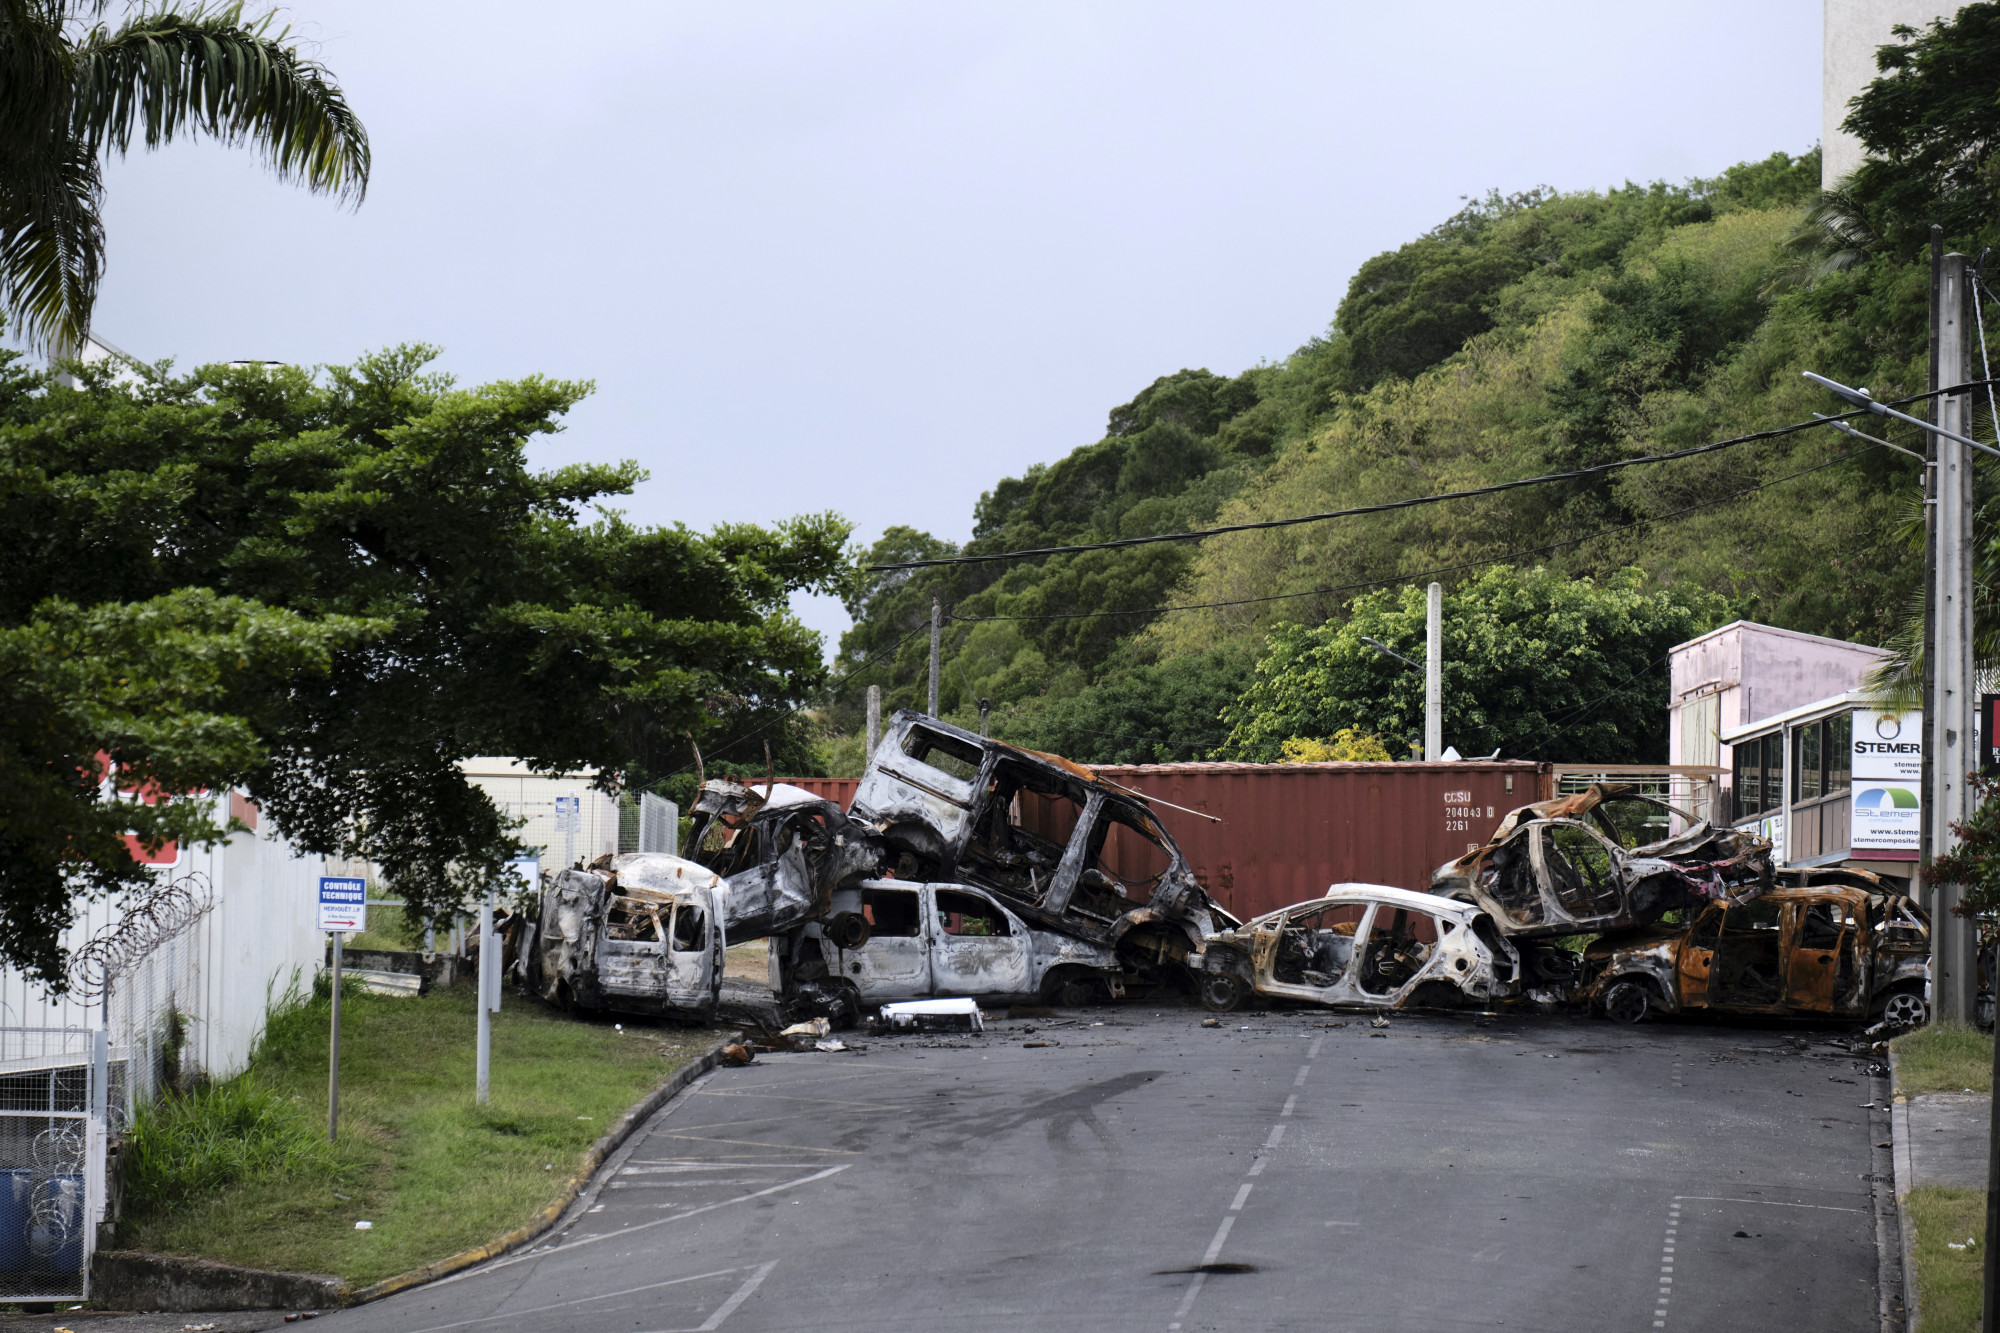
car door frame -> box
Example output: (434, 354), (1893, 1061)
(926, 883), (1034, 997)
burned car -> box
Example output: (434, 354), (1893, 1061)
(1577, 870), (1931, 1028)
(518, 855), (725, 1019)
(1185, 884), (1520, 1014)
(782, 879), (1125, 1014)
(1432, 783), (1773, 986)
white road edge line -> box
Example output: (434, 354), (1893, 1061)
(437, 1166), (852, 1284)
(697, 1259), (779, 1330)
(395, 1266), (747, 1333)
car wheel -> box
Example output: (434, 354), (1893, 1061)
(1199, 973), (1245, 1013)
(827, 912), (871, 950)
(1056, 978), (1095, 1008)
(1876, 987), (1929, 1033)
(1601, 978), (1652, 1025)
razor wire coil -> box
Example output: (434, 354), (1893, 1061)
(65, 873), (214, 1002)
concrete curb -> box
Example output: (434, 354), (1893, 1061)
(1889, 1048), (1917, 1333)
(346, 1035), (728, 1305)
(93, 1035), (728, 1312)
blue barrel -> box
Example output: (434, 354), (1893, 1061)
(0, 1171), (30, 1273)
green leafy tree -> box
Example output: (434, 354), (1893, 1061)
(0, 0), (369, 352)
(0, 347), (848, 980)
(1220, 566), (1727, 764)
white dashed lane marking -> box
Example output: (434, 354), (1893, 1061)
(1168, 1034), (1319, 1330)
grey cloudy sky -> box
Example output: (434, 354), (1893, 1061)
(85, 1), (1822, 655)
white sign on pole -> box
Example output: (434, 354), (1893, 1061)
(318, 876), (366, 932)
(1850, 708), (1923, 852)
(553, 796), (581, 832)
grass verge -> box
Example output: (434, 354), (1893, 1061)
(1908, 1186), (1985, 1332)
(1892, 1024), (1994, 1097)
(118, 979), (718, 1285)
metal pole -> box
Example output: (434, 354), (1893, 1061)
(328, 931), (342, 1141)
(1425, 582), (1443, 761)
(476, 893), (493, 1105)
(1924, 226), (1942, 880)
(978, 698), (991, 737)
(928, 597), (942, 717)
(866, 684), (881, 761)
(1934, 252), (1978, 1027)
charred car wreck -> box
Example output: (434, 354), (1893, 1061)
(1186, 884), (1521, 1014)
(517, 711), (1238, 1024)
(1431, 783), (1774, 992)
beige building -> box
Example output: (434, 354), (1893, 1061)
(1823, 0), (1954, 187)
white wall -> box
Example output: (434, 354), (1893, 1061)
(1824, 0), (1954, 186)
(459, 758), (619, 872)
(0, 792), (327, 1083)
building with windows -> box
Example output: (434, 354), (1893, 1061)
(1668, 620), (1914, 882)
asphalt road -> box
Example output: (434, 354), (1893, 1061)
(304, 1005), (1892, 1333)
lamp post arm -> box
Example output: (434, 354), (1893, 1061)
(1804, 371), (2000, 458)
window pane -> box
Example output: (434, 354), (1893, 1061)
(935, 889), (1011, 937)
(1827, 713), (1852, 789)
(1797, 723), (1822, 802)
(1764, 734), (1784, 812)
(1733, 738), (1758, 821)
(861, 887), (922, 937)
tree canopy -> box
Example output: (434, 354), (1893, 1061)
(0, 346), (847, 983)
(1219, 567), (1726, 765)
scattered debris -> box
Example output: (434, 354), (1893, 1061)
(721, 1042), (756, 1066)
(1370, 1015), (1391, 1029)
(1200, 1017), (1221, 1028)
(1024, 1040), (1056, 1048)
(883, 997), (985, 1032)
(353, 1220), (372, 1230)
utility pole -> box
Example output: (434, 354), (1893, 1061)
(1425, 582), (1443, 761)
(1923, 226), (1942, 875)
(865, 684), (881, 761)
(1933, 251), (1977, 1027)
(928, 597), (941, 717)
(475, 892), (494, 1104)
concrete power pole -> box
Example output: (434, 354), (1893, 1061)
(1425, 582), (1443, 761)
(928, 597), (942, 717)
(865, 684), (881, 762)
(1932, 251), (1977, 1026)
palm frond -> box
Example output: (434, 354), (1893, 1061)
(73, 3), (369, 205)
(1761, 182), (1881, 298)
(0, 126), (103, 354)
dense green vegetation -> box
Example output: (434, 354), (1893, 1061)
(827, 6), (2000, 770)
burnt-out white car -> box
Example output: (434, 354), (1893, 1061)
(1185, 884), (1521, 1013)
(775, 879), (1124, 1013)
(518, 855), (726, 1019)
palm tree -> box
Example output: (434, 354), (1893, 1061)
(0, 1), (368, 355)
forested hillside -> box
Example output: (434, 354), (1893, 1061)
(825, 9), (2000, 771)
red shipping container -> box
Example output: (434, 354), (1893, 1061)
(1079, 761), (1553, 922)
(779, 761), (1550, 923)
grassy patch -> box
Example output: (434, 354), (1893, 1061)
(117, 978), (718, 1285)
(1908, 1186), (1986, 1332)
(724, 941), (768, 983)
(1893, 1025), (1994, 1097)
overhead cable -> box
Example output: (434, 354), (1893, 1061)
(867, 379), (1995, 573)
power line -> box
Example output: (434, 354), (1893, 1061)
(947, 445), (1873, 626)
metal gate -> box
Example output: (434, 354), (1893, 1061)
(0, 1027), (105, 1302)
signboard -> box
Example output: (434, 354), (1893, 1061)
(553, 796), (581, 833)
(1850, 708), (1923, 853)
(1984, 694), (2000, 777)
(317, 876), (367, 932)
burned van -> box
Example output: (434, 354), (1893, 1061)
(776, 879), (1124, 1016)
(518, 855), (725, 1019)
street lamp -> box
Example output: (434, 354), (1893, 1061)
(1360, 636), (1421, 672)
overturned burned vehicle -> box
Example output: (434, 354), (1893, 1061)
(768, 711), (1239, 1019)
(1431, 783), (1774, 988)
(1576, 870), (1931, 1029)
(1186, 884), (1520, 1014)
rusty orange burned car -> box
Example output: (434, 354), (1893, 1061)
(1574, 876), (1931, 1030)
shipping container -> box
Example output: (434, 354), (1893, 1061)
(1088, 762), (1554, 921)
(777, 762), (1551, 922)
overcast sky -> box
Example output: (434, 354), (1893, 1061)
(83, 1), (1821, 656)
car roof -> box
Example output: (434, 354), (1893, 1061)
(1247, 883), (1479, 927)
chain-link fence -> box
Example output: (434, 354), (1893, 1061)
(0, 1027), (103, 1301)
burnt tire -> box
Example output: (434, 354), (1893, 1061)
(1600, 978), (1654, 1025)
(826, 912), (871, 950)
(1199, 973), (1246, 1013)
(1875, 986), (1929, 1034)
